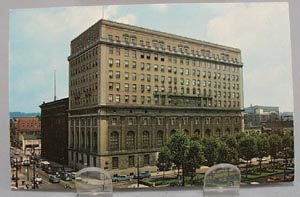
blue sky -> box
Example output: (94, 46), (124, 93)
(9, 2), (293, 112)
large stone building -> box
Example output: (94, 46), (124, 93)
(40, 98), (69, 165)
(67, 19), (244, 173)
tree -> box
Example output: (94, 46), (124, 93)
(223, 134), (239, 164)
(167, 130), (189, 186)
(268, 134), (282, 171)
(280, 133), (294, 179)
(256, 133), (270, 174)
(203, 137), (220, 166)
(184, 139), (205, 183)
(238, 135), (257, 178)
(216, 141), (232, 164)
(157, 146), (172, 179)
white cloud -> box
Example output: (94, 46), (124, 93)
(205, 3), (293, 111)
(115, 14), (137, 25)
(149, 4), (168, 13)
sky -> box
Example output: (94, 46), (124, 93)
(9, 2), (293, 112)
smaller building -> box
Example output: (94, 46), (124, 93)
(15, 117), (41, 135)
(40, 98), (69, 165)
(19, 134), (41, 157)
(245, 105), (279, 127)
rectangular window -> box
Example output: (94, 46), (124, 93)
(125, 72), (129, 80)
(125, 95), (129, 103)
(124, 83), (129, 92)
(115, 95), (120, 103)
(108, 94), (113, 102)
(116, 83), (120, 91)
(109, 70), (113, 78)
(109, 46), (113, 54)
(132, 73), (137, 81)
(124, 49), (129, 57)
(108, 58), (113, 67)
(109, 82), (113, 90)
(132, 95), (137, 103)
(125, 60), (129, 68)
(132, 50), (136, 58)
(112, 157), (119, 169)
(116, 71), (120, 79)
(128, 156), (135, 167)
(132, 61), (136, 69)
(116, 59), (120, 67)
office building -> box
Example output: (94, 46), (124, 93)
(68, 19), (244, 173)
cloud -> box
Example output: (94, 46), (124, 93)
(115, 14), (137, 24)
(149, 4), (168, 13)
(205, 2), (293, 111)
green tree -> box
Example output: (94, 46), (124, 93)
(268, 134), (282, 171)
(203, 137), (220, 166)
(223, 134), (239, 164)
(157, 146), (172, 179)
(167, 130), (189, 186)
(280, 133), (294, 179)
(184, 139), (205, 183)
(216, 141), (232, 163)
(256, 133), (270, 174)
(238, 135), (257, 178)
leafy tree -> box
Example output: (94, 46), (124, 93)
(238, 135), (257, 178)
(167, 130), (189, 185)
(216, 141), (232, 163)
(203, 137), (220, 166)
(184, 139), (205, 183)
(157, 146), (172, 179)
(256, 133), (270, 174)
(280, 133), (294, 179)
(223, 134), (239, 164)
(268, 134), (282, 171)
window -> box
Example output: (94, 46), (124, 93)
(115, 95), (120, 103)
(154, 64), (158, 71)
(124, 60), (129, 68)
(108, 58), (113, 67)
(125, 72), (129, 80)
(147, 74), (151, 82)
(108, 94), (113, 102)
(128, 156), (135, 167)
(109, 82), (113, 90)
(132, 95), (137, 103)
(146, 63), (151, 70)
(124, 83), (129, 92)
(116, 47), (120, 55)
(140, 74), (144, 81)
(140, 51), (144, 58)
(124, 49), (129, 57)
(132, 84), (137, 92)
(140, 62), (144, 70)
(109, 70), (113, 78)
(112, 157), (119, 169)
(128, 117), (133, 125)
(154, 53), (158, 61)
(161, 76), (165, 83)
(126, 131), (135, 150)
(108, 34), (113, 41)
(109, 46), (113, 54)
(185, 69), (189, 75)
(110, 132), (119, 150)
(111, 118), (117, 125)
(116, 83), (120, 91)
(132, 61), (136, 69)
(146, 85), (151, 92)
(161, 65), (165, 72)
(116, 59), (120, 67)
(116, 71), (120, 79)
(142, 131), (150, 148)
(157, 131), (163, 146)
(132, 73), (136, 81)
(144, 155), (150, 165)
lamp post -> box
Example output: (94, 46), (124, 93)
(13, 158), (21, 188)
(31, 146), (37, 189)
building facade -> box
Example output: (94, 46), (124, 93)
(40, 98), (69, 165)
(67, 19), (244, 174)
(245, 105), (279, 127)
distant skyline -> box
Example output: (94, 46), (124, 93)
(9, 3), (293, 112)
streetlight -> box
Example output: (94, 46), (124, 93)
(12, 158), (22, 188)
(30, 145), (37, 189)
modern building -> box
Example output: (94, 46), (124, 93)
(40, 98), (69, 165)
(67, 19), (244, 173)
(244, 105), (279, 127)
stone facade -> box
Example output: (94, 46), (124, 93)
(67, 19), (244, 174)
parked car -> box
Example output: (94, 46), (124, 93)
(61, 173), (72, 181)
(134, 172), (151, 179)
(112, 175), (132, 182)
(49, 175), (60, 183)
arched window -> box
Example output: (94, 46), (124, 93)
(142, 131), (150, 148)
(157, 130), (164, 146)
(216, 128), (221, 137)
(205, 129), (211, 137)
(226, 128), (231, 134)
(126, 131), (135, 150)
(110, 131), (119, 150)
(194, 129), (201, 136)
(170, 129), (176, 136)
(184, 129), (189, 136)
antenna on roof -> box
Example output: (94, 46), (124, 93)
(54, 69), (57, 101)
